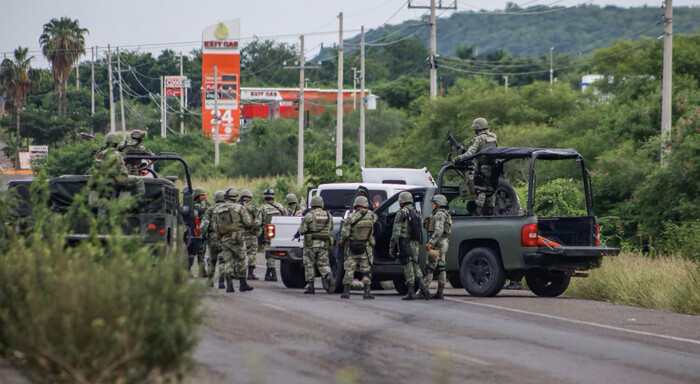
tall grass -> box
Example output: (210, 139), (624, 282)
(567, 252), (700, 315)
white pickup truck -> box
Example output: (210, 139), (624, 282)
(265, 167), (436, 290)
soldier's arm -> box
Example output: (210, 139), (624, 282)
(240, 205), (253, 228)
(390, 209), (406, 244)
(298, 214), (311, 235)
(340, 212), (354, 241)
(429, 212), (445, 245)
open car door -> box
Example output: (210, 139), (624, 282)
(371, 188), (426, 263)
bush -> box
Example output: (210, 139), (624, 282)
(0, 172), (204, 383)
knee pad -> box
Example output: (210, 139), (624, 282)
(436, 260), (446, 273)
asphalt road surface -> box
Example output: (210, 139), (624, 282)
(185, 264), (700, 384)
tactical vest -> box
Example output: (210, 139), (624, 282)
(262, 202), (285, 225)
(439, 210), (452, 236)
(309, 209), (331, 239)
(215, 203), (242, 234)
(242, 201), (258, 232)
(349, 211), (374, 241)
(399, 205), (411, 238)
(481, 132), (498, 149)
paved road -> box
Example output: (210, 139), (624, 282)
(185, 265), (700, 384)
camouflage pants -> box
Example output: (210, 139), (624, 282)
(423, 238), (448, 288)
(244, 234), (258, 267)
(303, 246), (332, 283)
(261, 241), (276, 268)
(208, 240), (222, 274)
(343, 250), (371, 286)
(220, 237), (247, 278)
(402, 239), (423, 287)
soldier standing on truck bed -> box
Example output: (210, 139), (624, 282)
(296, 196), (335, 295)
(338, 196), (377, 299)
(118, 130), (153, 176)
(257, 188), (287, 282)
(201, 190), (225, 288)
(285, 193), (303, 216)
(422, 194), (452, 300)
(239, 189), (260, 281)
(213, 187), (254, 293)
(455, 117), (498, 215)
(92, 132), (144, 197)
(193, 187), (211, 278)
(390, 191), (431, 301)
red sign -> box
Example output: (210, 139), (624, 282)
(202, 55), (240, 142)
(165, 88), (182, 96)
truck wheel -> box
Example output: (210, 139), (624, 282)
(461, 247), (506, 297)
(492, 178), (519, 216)
(525, 270), (571, 297)
(448, 273), (464, 289)
(393, 276), (408, 295)
(331, 246), (345, 294)
(280, 261), (306, 289)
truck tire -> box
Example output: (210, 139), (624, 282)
(460, 247), (506, 297)
(448, 273), (464, 289)
(492, 178), (519, 216)
(393, 276), (408, 295)
(525, 270), (571, 297)
(280, 260), (306, 289)
(331, 246), (346, 294)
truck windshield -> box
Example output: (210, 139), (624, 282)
(320, 189), (388, 212)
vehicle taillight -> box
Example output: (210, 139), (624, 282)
(266, 224), (275, 239)
(595, 224), (600, 246)
(521, 223), (538, 247)
(148, 223), (157, 231)
(194, 217), (201, 236)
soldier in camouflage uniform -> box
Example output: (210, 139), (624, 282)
(201, 190), (226, 288)
(296, 196), (335, 294)
(239, 189), (260, 280)
(456, 117), (498, 215)
(257, 188), (287, 281)
(193, 187), (211, 278)
(212, 187), (254, 293)
(338, 196), (377, 299)
(92, 132), (145, 198)
(285, 193), (303, 216)
(390, 191), (430, 301)
(118, 130), (153, 176)
(422, 194), (452, 300)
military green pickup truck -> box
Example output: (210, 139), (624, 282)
(337, 147), (619, 297)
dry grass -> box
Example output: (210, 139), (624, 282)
(567, 252), (700, 315)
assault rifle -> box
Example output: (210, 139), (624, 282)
(444, 130), (467, 154)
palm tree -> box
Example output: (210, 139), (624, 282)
(39, 17), (88, 116)
(0, 47), (39, 168)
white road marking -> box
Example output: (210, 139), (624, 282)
(445, 297), (700, 346)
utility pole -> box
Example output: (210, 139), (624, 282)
(359, 26), (366, 168)
(336, 12), (344, 176)
(503, 75), (509, 91)
(180, 52), (185, 134)
(117, 47), (126, 137)
(351, 67), (357, 109)
(284, 36), (320, 186)
(160, 76), (165, 137)
(214, 65), (220, 166)
(549, 46), (554, 93)
(661, 0), (673, 165)
(408, 0), (455, 99)
(107, 45), (116, 133)
(91, 46), (95, 135)
(76, 61), (79, 89)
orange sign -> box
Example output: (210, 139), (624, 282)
(202, 20), (241, 142)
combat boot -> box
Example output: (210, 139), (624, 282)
(225, 275), (235, 293)
(239, 278), (254, 292)
(432, 285), (444, 300)
(247, 266), (258, 280)
(417, 280), (431, 301)
(401, 285), (416, 301)
(324, 273), (336, 294)
(341, 284), (351, 299)
(304, 282), (315, 294)
(218, 275), (225, 289)
(363, 283), (375, 300)
(270, 268), (278, 282)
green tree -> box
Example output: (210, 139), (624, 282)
(39, 17), (88, 116)
(0, 47), (40, 167)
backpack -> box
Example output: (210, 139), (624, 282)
(406, 208), (423, 244)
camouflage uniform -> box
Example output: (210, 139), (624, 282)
(93, 145), (144, 197)
(298, 207), (334, 286)
(286, 204), (303, 216)
(241, 200), (260, 270)
(119, 139), (153, 176)
(212, 199), (253, 292)
(200, 198), (224, 288)
(194, 198), (212, 277)
(456, 121), (498, 215)
(340, 208), (376, 288)
(390, 203), (423, 290)
(423, 207), (452, 292)
(257, 201), (286, 269)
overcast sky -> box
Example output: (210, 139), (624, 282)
(2, 0), (698, 68)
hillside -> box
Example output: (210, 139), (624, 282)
(316, 4), (700, 61)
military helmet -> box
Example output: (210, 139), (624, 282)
(263, 188), (275, 198)
(105, 132), (121, 145)
(130, 129), (146, 140)
(224, 187), (239, 200)
(431, 194), (449, 207)
(472, 117), (488, 132)
(353, 196), (369, 208)
(285, 193), (298, 205)
(214, 190), (225, 202)
(240, 189), (253, 199)
(310, 195), (324, 208)
(193, 187), (206, 199)
(182, 186), (191, 194)
(398, 191), (413, 205)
